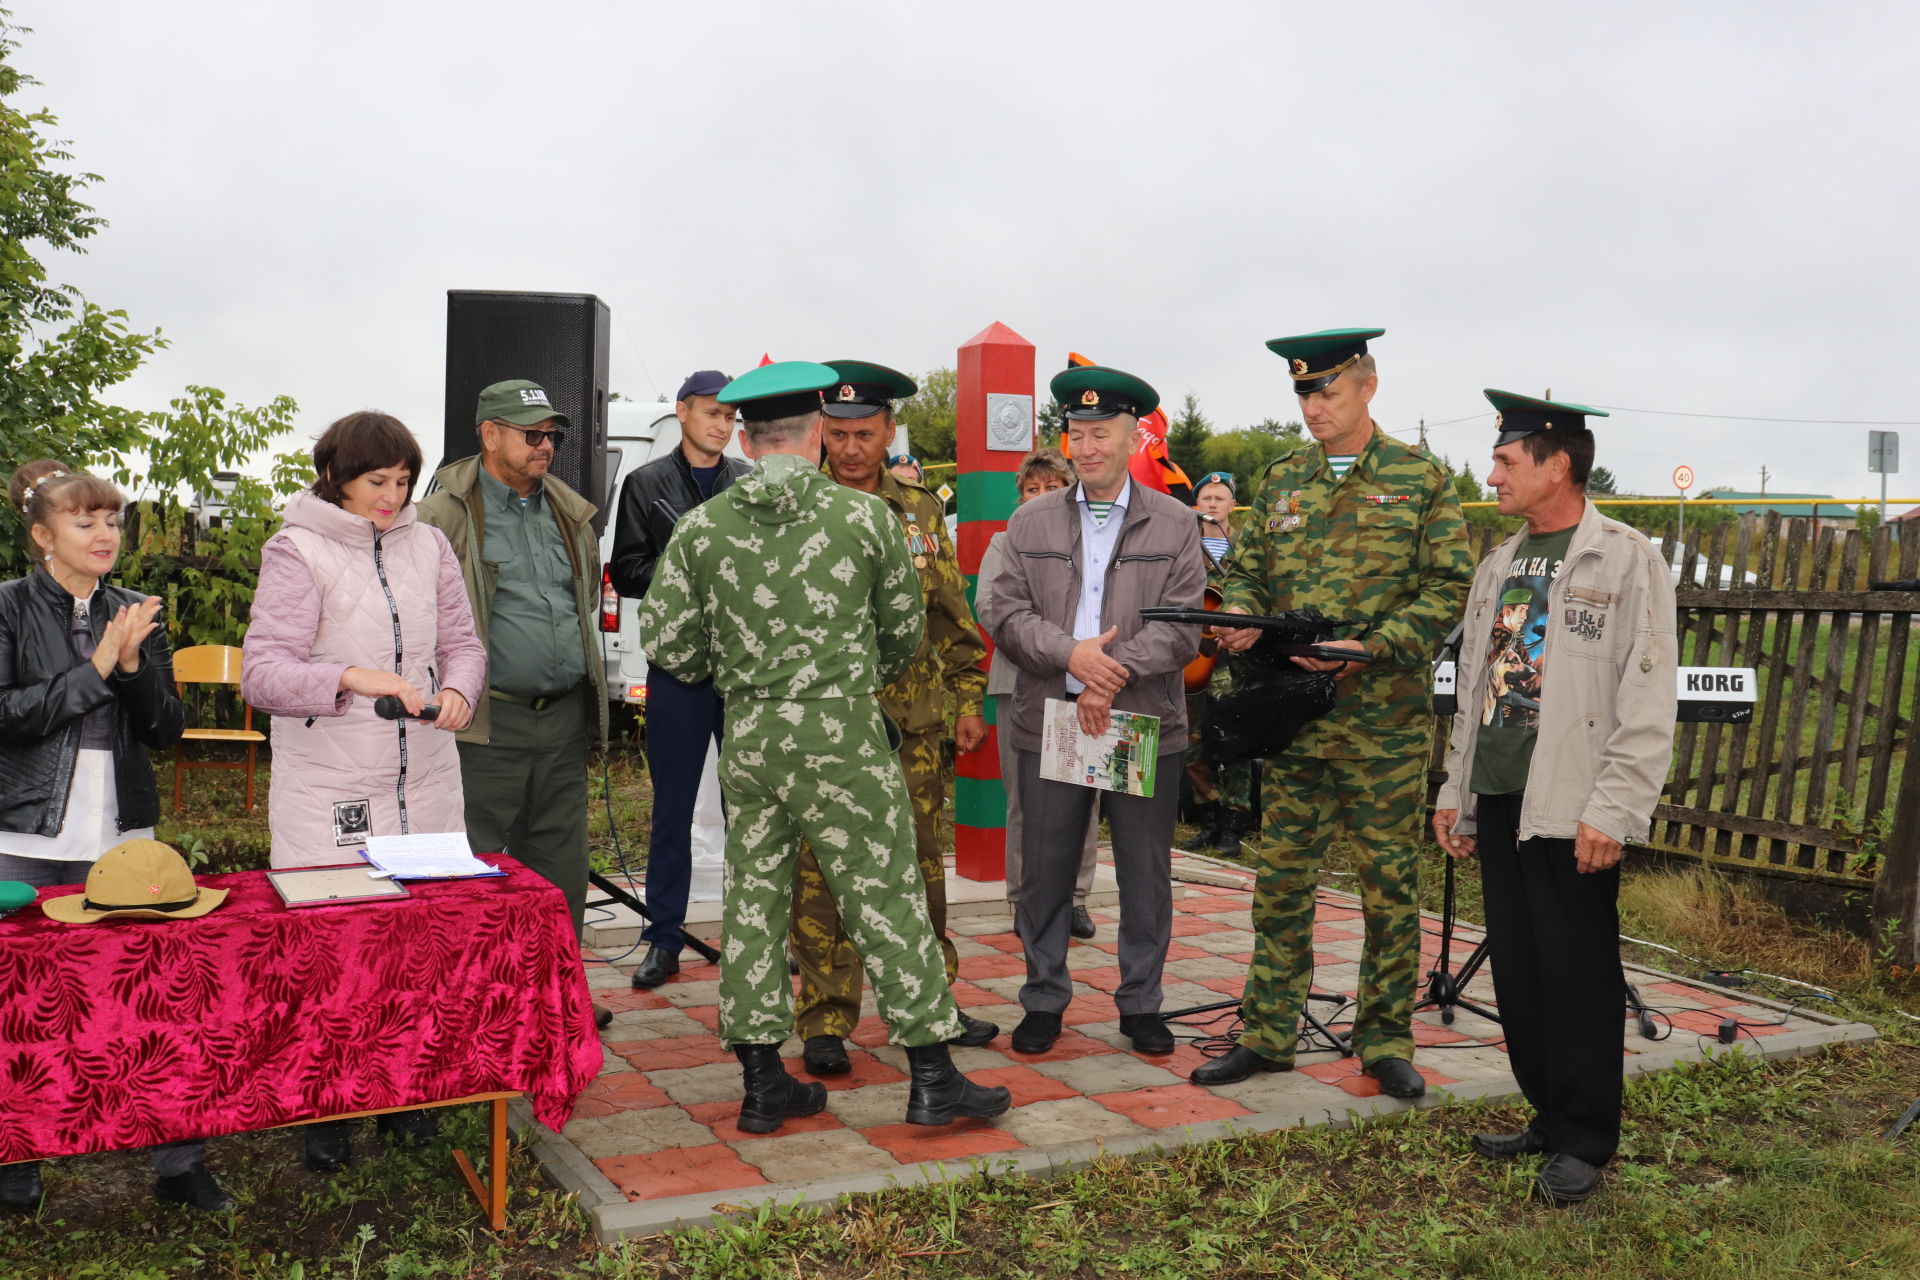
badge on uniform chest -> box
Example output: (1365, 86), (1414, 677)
(1267, 490), (1306, 533)
(903, 520), (937, 569)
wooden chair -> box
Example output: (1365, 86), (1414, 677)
(172, 645), (267, 812)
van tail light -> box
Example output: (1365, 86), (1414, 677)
(600, 568), (620, 632)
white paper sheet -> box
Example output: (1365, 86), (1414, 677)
(362, 832), (500, 879)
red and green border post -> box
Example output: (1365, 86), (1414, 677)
(953, 321), (1035, 882)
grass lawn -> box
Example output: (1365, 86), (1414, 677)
(2, 749), (1914, 1279)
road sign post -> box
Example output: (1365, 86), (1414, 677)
(1870, 430), (1900, 524)
(1672, 464), (1694, 551)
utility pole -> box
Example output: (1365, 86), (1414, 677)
(1759, 464), (1769, 495)
(1418, 417), (1427, 450)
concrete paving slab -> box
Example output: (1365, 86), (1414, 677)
(528, 867), (1875, 1243)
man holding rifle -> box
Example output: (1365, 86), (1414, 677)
(1198, 329), (1472, 1097)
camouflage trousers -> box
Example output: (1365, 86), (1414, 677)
(1238, 746), (1425, 1068)
(719, 697), (964, 1049)
(1185, 682), (1253, 814)
(791, 726), (959, 1039)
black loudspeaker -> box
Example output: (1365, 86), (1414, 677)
(443, 290), (611, 533)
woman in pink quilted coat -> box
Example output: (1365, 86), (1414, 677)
(242, 411), (486, 1169)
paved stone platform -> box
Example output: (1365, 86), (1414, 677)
(529, 855), (1876, 1242)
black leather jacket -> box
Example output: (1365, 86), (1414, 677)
(608, 446), (751, 599)
(0, 571), (186, 837)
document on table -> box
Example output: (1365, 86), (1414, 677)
(363, 832), (504, 880)
(1038, 698), (1160, 797)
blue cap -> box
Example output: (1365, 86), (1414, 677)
(676, 370), (731, 402)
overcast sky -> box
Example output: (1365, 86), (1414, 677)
(20, 1), (1920, 502)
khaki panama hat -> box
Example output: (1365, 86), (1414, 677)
(41, 839), (228, 923)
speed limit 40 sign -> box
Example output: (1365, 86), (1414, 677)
(1672, 464), (1695, 491)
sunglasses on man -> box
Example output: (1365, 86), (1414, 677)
(493, 421), (566, 449)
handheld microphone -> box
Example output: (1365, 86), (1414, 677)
(1198, 512), (1220, 526)
(373, 696), (439, 721)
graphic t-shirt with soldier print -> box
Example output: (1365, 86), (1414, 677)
(1469, 525), (1576, 796)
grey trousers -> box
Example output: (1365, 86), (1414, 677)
(994, 694), (1098, 908)
(0, 853), (206, 1175)
(458, 687), (592, 938)
(1012, 748), (1181, 1017)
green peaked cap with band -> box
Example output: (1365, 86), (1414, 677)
(718, 361), (839, 423)
(821, 360), (918, 419)
(1264, 327), (1385, 394)
(1049, 364), (1160, 421)
(1484, 389), (1608, 446)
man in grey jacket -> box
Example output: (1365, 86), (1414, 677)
(980, 365), (1204, 1057)
(1433, 389), (1677, 1207)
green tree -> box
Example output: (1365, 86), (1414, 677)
(1251, 417), (1304, 440)
(0, 12), (300, 640)
(0, 12), (160, 570)
(1856, 504), (1884, 536)
(1587, 464), (1618, 495)
(1036, 398), (1064, 448)
(1165, 392), (1211, 479)
(898, 366), (956, 463)
(1198, 429), (1293, 482)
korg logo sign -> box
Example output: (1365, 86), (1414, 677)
(1675, 667), (1757, 724)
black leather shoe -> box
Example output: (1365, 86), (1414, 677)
(1367, 1057), (1426, 1099)
(304, 1120), (354, 1173)
(630, 945), (680, 989)
(801, 1035), (851, 1076)
(1119, 1013), (1175, 1054)
(594, 1004), (614, 1030)
(1069, 906), (1097, 939)
(377, 1108), (438, 1149)
(1472, 1127), (1548, 1159)
(904, 1042), (1013, 1125)
(154, 1163), (234, 1212)
(950, 1010), (999, 1047)
(0, 1161), (41, 1210)
(1010, 1010), (1062, 1054)
(1534, 1153), (1603, 1205)
(1190, 1044), (1286, 1086)
(735, 1044), (827, 1134)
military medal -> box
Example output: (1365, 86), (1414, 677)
(905, 520), (932, 569)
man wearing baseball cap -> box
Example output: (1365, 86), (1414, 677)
(419, 379), (610, 1024)
(609, 371), (751, 987)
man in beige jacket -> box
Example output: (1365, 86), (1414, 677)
(1433, 390), (1677, 1208)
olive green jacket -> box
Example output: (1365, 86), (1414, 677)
(865, 471), (986, 737)
(416, 455), (609, 747)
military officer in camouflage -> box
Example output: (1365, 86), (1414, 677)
(790, 360), (998, 1077)
(636, 361), (1010, 1134)
(1196, 329), (1473, 1099)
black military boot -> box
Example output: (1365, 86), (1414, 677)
(1178, 804), (1222, 852)
(1211, 808), (1255, 856)
(903, 1042), (1012, 1126)
(735, 1044), (827, 1135)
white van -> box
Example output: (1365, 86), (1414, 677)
(594, 400), (749, 709)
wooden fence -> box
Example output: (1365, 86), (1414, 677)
(1446, 514), (1918, 884)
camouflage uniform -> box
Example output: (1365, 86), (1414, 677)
(791, 471), (985, 1038)
(1186, 555), (1253, 817)
(635, 453), (966, 1049)
(1219, 425), (1472, 1067)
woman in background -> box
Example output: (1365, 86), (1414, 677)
(973, 447), (1102, 938)
(0, 460), (228, 1213)
(243, 411), (485, 1172)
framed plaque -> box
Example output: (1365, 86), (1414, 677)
(267, 865), (412, 908)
